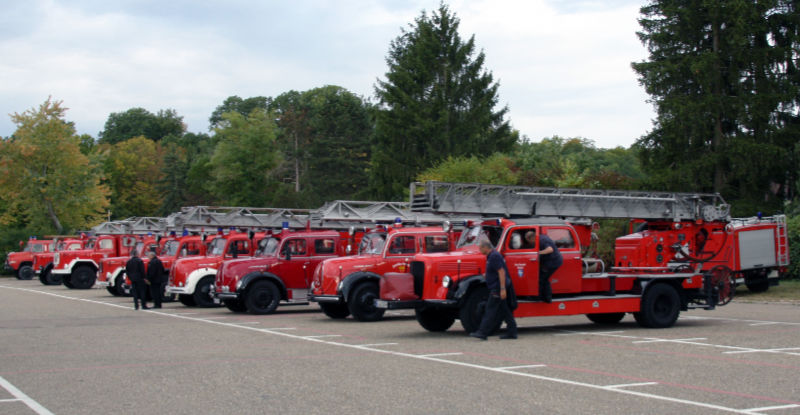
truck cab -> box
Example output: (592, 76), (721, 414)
(5, 238), (54, 280)
(52, 234), (138, 289)
(96, 236), (164, 296)
(34, 237), (92, 285)
(166, 231), (265, 308)
(213, 229), (358, 314)
(309, 225), (458, 321)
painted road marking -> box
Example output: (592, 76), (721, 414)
(356, 343), (399, 348)
(633, 337), (707, 344)
(303, 335), (343, 339)
(3, 285), (798, 415)
(496, 364), (546, 370)
(742, 404), (800, 414)
(605, 382), (659, 389)
(0, 375), (54, 415)
(417, 352), (463, 358)
(724, 347), (800, 356)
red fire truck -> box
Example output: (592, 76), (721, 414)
(52, 234), (139, 289)
(167, 231), (267, 307)
(96, 235), (166, 296)
(34, 236), (94, 285)
(375, 182), (765, 333)
(309, 225), (460, 321)
(213, 228), (360, 314)
(99, 234), (207, 297)
(5, 238), (55, 280)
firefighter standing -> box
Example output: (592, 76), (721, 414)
(526, 230), (562, 303)
(470, 240), (517, 340)
(146, 250), (166, 309)
(126, 250), (148, 310)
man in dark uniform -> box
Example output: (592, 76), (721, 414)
(146, 250), (166, 309)
(526, 231), (562, 303)
(470, 240), (517, 340)
(126, 250), (147, 310)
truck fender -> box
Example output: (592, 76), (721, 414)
(340, 272), (382, 301)
(640, 279), (688, 311)
(109, 267), (124, 286)
(184, 268), (217, 295)
(238, 272), (288, 301)
(453, 274), (486, 304)
(61, 259), (99, 274)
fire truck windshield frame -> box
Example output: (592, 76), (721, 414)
(456, 225), (501, 249)
(359, 233), (386, 255)
(209, 237), (226, 256)
(162, 240), (180, 256)
(257, 237), (280, 256)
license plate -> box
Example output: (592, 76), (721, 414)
(375, 299), (388, 309)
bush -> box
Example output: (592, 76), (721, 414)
(786, 213), (800, 280)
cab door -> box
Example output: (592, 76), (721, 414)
(500, 226), (540, 296)
(276, 238), (309, 291)
(544, 227), (582, 294)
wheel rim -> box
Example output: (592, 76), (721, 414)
(20, 267), (33, 279)
(253, 288), (274, 310)
(653, 294), (671, 319)
(356, 289), (377, 315)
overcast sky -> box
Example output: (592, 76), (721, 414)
(1, 0), (654, 149)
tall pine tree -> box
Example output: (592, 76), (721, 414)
(632, 0), (799, 214)
(371, 3), (516, 200)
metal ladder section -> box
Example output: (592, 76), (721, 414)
(775, 215), (790, 266)
(91, 217), (168, 235)
(167, 206), (312, 231)
(309, 200), (475, 228)
(410, 181), (731, 222)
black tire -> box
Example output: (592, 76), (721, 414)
(224, 299), (248, 313)
(179, 294), (196, 306)
(162, 292), (176, 303)
(18, 265), (34, 280)
(459, 286), (491, 334)
(39, 265), (60, 285)
(745, 279), (770, 293)
(347, 282), (385, 322)
(636, 283), (681, 328)
(416, 307), (456, 332)
(192, 276), (218, 308)
(107, 275), (126, 296)
(63, 276), (74, 289)
(320, 303), (350, 319)
(245, 280), (280, 315)
(586, 312), (626, 325)
(70, 265), (96, 289)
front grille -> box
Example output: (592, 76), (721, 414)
(411, 261), (424, 297)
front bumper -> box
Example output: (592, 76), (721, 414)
(374, 299), (423, 309)
(308, 293), (343, 303)
(95, 280), (111, 287)
(4, 261), (13, 272)
(166, 285), (190, 295)
(214, 291), (239, 300)
(51, 268), (70, 275)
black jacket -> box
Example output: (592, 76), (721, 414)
(125, 256), (145, 283)
(147, 256), (166, 284)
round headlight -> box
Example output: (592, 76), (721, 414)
(442, 275), (451, 288)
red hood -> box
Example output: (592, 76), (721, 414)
(169, 255), (224, 285)
(215, 255), (278, 291)
(312, 254), (382, 295)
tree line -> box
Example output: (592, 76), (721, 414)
(1, 2), (799, 276)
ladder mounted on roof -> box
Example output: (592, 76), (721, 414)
(91, 217), (167, 235)
(410, 181), (731, 222)
(167, 206), (312, 231)
(309, 200), (474, 228)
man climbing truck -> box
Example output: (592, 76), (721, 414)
(375, 182), (777, 333)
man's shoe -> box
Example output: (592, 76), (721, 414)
(469, 332), (487, 340)
(154, 305), (162, 309)
(500, 333), (517, 340)
(141, 306), (150, 310)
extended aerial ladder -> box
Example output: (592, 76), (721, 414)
(90, 217), (168, 235)
(410, 181), (731, 222)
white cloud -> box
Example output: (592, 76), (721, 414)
(0, 0), (654, 148)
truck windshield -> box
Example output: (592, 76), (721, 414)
(208, 238), (226, 256)
(56, 242), (66, 251)
(162, 240), (179, 256)
(135, 242), (145, 256)
(358, 234), (386, 255)
(456, 225), (501, 249)
(257, 238), (279, 256)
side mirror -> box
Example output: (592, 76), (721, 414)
(346, 244), (352, 255)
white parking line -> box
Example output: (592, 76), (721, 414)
(0, 375), (54, 415)
(3, 285), (797, 415)
(742, 404), (800, 413)
(0, 398), (21, 403)
(633, 337), (707, 344)
(496, 364), (546, 370)
(356, 343), (398, 348)
(303, 335), (342, 339)
(749, 322), (780, 326)
(724, 348), (800, 355)
(605, 382), (659, 389)
(417, 352), (463, 358)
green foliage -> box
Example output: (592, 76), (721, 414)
(371, 3), (516, 199)
(0, 98), (109, 233)
(209, 96), (271, 130)
(158, 132), (217, 211)
(417, 153), (518, 185)
(101, 136), (164, 218)
(99, 107), (185, 144)
(632, 0), (799, 214)
(785, 205), (800, 279)
(209, 109), (282, 206)
(514, 137), (644, 189)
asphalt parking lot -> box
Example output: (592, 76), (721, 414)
(1, 277), (799, 415)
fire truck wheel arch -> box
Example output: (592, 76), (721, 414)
(184, 268), (218, 295)
(339, 272), (382, 300)
(39, 264), (59, 285)
(238, 272), (288, 301)
(453, 275), (486, 304)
